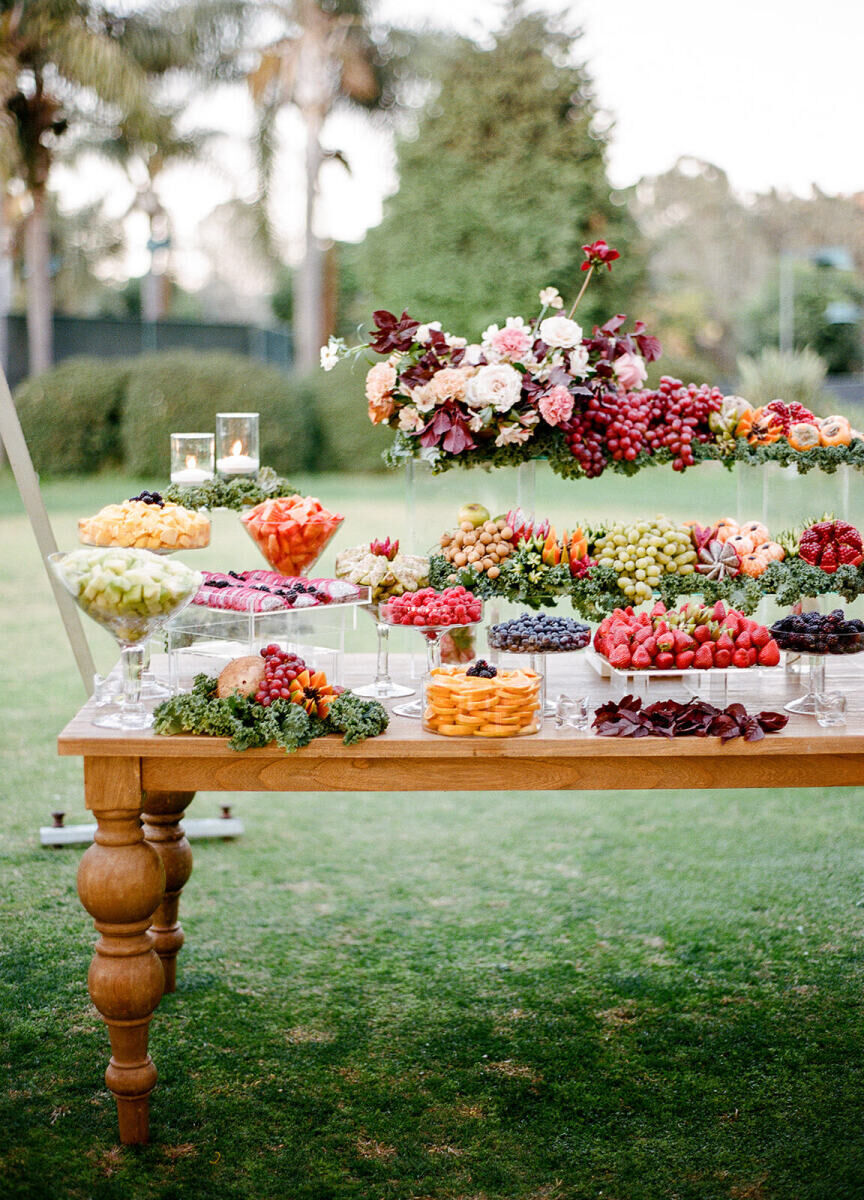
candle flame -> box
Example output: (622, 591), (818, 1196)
(185, 454), (197, 470)
(231, 440), (243, 456)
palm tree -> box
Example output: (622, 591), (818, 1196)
(0, 1), (152, 375)
(247, 0), (389, 371)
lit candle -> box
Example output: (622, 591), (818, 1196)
(216, 438), (259, 476)
(171, 453), (213, 485)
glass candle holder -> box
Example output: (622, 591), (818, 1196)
(554, 694), (590, 730)
(216, 412), (260, 476)
(170, 432), (215, 485)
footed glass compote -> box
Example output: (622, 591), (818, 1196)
(49, 548), (202, 729)
(380, 598), (484, 718)
(352, 602), (415, 700)
(770, 611), (864, 715)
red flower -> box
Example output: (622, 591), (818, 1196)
(581, 241), (620, 272)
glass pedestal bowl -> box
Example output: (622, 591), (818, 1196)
(379, 599), (484, 718)
(240, 497), (343, 577)
(770, 617), (864, 715)
(351, 602), (415, 700)
(49, 548), (202, 729)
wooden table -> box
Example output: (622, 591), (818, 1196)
(57, 654), (864, 1145)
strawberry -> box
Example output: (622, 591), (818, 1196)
(716, 632), (735, 653)
(675, 650), (695, 670)
(722, 613), (740, 637)
(711, 600), (726, 621)
(750, 626), (771, 648)
(732, 648), (750, 669)
(693, 624), (712, 644)
(819, 547), (838, 574)
(633, 626), (654, 644)
(609, 644), (632, 669)
(641, 636), (658, 657)
(693, 643), (714, 669)
(714, 648), (732, 669)
(747, 648), (758, 666)
(650, 601), (667, 617)
(735, 630), (752, 651)
(610, 626), (631, 647)
(655, 652), (675, 670)
(757, 639), (780, 667)
(656, 633), (675, 653)
(674, 629), (695, 651)
(631, 645), (653, 669)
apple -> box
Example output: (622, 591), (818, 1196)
(457, 502), (490, 529)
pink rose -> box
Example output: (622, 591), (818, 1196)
(490, 326), (532, 361)
(538, 385), (574, 427)
(613, 352), (647, 390)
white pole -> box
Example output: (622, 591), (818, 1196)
(0, 361), (95, 691)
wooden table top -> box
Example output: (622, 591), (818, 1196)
(57, 654), (864, 792)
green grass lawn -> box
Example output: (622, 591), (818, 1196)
(2, 466), (864, 1200)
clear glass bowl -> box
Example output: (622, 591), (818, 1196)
(240, 506), (343, 576)
(422, 665), (542, 738)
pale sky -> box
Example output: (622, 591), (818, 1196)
(54, 0), (864, 289)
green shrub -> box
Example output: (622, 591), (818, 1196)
(120, 351), (316, 477)
(300, 358), (394, 473)
(736, 347), (829, 413)
(13, 357), (129, 475)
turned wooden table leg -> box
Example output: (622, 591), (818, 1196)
(142, 791), (195, 993)
(79, 757), (165, 1145)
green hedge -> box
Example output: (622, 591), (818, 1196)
(13, 356), (129, 475)
(299, 357), (394, 473)
(120, 351), (316, 477)
(11, 350), (392, 476)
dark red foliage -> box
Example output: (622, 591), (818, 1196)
(368, 310), (420, 354)
(592, 695), (788, 742)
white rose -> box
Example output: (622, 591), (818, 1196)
(464, 343), (484, 365)
(415, 321), (441, 343)
(444, 333), (467, 349)
(539, 315), (583, 349)
(568, 346), (590, 378)
(465, 364), (523, 412)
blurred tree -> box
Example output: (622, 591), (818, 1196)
(354, 6), (644, 339)
(248, 0), (413, 371)
(0, 1), (150, 374)
(739, 262), (864, 374)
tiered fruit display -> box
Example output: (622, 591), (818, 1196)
(594, 600), (781, 670)
(563, 377), (724, 476)
(488, 613), (591, 653)
(78, 492), (210, 550)
(423, 664), (542, 737)
(335, 539), (429, 602)
(770, 609), (864, 654)
(381, 586), (482, 627)
(241, 495), (343, 576)
(592, 517), (696, 602)
(798, 520), (864, 573)
(52, 547), (202, 642)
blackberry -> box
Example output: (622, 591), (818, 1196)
(466, 659), (497, 678)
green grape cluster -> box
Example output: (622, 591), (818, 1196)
(593, 517), (697, 602)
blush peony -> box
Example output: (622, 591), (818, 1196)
(613, 353), (647, 390)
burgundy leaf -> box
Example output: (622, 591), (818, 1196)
(757, 711), (789, 733)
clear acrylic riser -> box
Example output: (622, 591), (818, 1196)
(404, 456), (860, 558)
(165, 602), (361, 694)
(585, 647), (783, 708)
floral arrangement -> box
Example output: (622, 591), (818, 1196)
(322, 242), (864, 479)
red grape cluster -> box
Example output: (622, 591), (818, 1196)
(563, 377), (723, 476)
(255, 643), (307, 706)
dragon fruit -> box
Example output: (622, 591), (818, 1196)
(505, 507), (550, 547)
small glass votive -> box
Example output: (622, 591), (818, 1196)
(815, 691), (847, 728)
(92, 672), (122, 708)
(170, 432), (215, 485)
(216, 412), (259, 476)
(555, 694), (591, 730)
